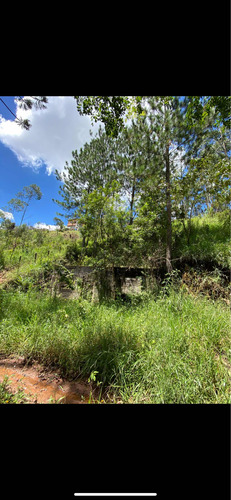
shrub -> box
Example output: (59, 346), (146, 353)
(65, 241), (82, 263)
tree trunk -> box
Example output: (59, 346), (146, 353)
(165, 143), (172, 273)
(129, 180), (135, 225)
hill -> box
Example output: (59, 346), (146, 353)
(0, 211), (230, 404)
(0, 210), (230, 287)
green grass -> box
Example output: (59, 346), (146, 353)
(172, 210), (230, 268)
(0, 287), (230, 403)
(0, 211), (229, 278)
(0, 227), (80, 278)
(0, 376), (30, 404)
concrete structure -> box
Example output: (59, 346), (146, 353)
(58, 266), (163, 301)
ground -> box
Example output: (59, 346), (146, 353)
(0, 355), (103, 404)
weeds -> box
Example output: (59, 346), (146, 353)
(0, 287), (230, 403)
(0, 376), (30, 404)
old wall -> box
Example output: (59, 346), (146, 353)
(59, 266), (154, 300)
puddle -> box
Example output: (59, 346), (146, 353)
(0, 356), (95, 404)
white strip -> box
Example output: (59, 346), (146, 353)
(74, 494), (157, 497)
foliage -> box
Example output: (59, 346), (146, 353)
(0, 376), (30, 403)
(53, 217), (65, 230)
(186, 96), (231, 129)
(172, 210), (231, 268)
(0, 248), (5, 270)
(7, 184), (42, 227)
(0, 96), (48, 130)
(0, 226), (80, 283)
(65, 240), (82, 263)
(0, 95), (230, 405)
(0, 209), (229, 282)
(56, 96), (230, 272)
(74, 96), (143, 137)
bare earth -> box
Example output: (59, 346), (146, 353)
(0, 355), (98, 404)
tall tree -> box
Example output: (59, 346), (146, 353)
(55, 96), (230, 270)
(53, 127), (119, 231)
(137, 96), (187, 272)
(116, 119), (150, 225)
(7, 184), (42, 226)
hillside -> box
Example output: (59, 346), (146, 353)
(0, 210), (230, 287)
(0, 211), (230, 404)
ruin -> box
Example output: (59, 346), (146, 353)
(59, 265), (164, 301)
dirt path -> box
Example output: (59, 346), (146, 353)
(0, 355), (98, 403)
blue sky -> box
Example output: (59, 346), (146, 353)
(0, 96), (99, 228)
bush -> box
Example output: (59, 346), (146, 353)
(65, 241), (82, 263)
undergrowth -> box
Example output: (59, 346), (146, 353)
(0, 376), (30, 404)
(0, 287), (230, 404)
(172, 210), (230, 268)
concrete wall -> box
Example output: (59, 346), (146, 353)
(59, 266), (153, 300)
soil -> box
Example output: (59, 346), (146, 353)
(0, 355), (101, 404)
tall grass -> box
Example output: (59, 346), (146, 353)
(172, 210), (230, 268)
(0, 287), (230, 403)
(0, 227), (79, 276)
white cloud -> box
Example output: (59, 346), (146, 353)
(0, 96), (100, 175)
(33, 222), (59, 231)
(0, 209), (14, 221)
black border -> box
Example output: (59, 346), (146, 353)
(1, 404), (230, 499)
(1, 5), (230, 496)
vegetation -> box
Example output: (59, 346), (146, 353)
(0, 95), (230, 403)
(0, 224), (78, 278)
(54, 96), (230, 272)
(172, 210), (230, 269)
(0, 96), (48, 130)
(0, 212), (230, 404)
(0, 284), (230, 404)
(0, 210), (229, 278)
(0, 376), (30, 404)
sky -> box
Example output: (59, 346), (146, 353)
(0, 96), (99, 229)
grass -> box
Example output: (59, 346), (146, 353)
(0, 226), (79, 279)
(0, 212), (230, 403)
(0, 211), (230, 280)
(0, 287), (230, 404)
(0, 376), (30, 404)
(172, 210), (231, 268)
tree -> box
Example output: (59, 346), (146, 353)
(116, 118), (151, 225)
(0, 96), (48, 130)
(7, 184), (42, 226)
(53, 217), (65, 230)
(186, 96), (231, 129)
(175, 121), (230, 220)
(1, 96), (143, 135)
(76, 181), (130, 267)
(54, 126), (119, 222)
(0, 213), (15, 231)
(55, 95), (230, 272)
(136, 96), (188, 272)
(74, 96), (143, 137)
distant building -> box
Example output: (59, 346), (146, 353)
(67, 218), (78, 229)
